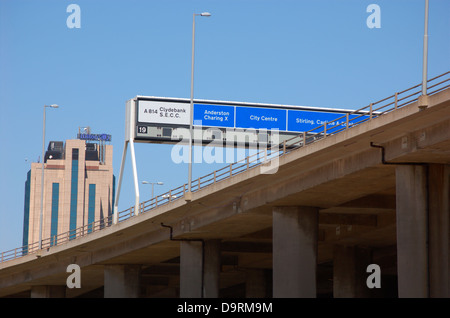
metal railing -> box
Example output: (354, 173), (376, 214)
(2, 71), (449, 264)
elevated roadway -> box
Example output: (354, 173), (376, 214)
(1, 74), (449, 298)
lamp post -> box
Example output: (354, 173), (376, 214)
(39, 104), (59, 250)
(418, 0), (430, 110)
(142, 181), (164, 199)
(187, 11), (211, 201)
(422, 0), (429, 96)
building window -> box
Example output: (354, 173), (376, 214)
(69, 148), (79, 240)
(22, 170), (31, 255)
(110, 175), (116, 226)
(72, 147), (79, 160)
(50, 183), (59, 246)
(88, 184), (96, 233)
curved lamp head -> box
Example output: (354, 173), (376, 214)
(45, 104), (59, 108)
(142, 181), (164, 185)
(200, 12), (211, 17)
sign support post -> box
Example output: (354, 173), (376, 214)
(113, 141), (128, 224)
(113, 99), (141, 224)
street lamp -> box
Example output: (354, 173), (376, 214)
(142, 181), (164, 199)
(419, 0), (429, 110)
(187, 11), (211, 201)
(39, 104), (59, 250)
(422, 0), (429, 96)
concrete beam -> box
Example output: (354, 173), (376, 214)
(30, 285), (66, 298)
(319, 213), (378, 226)
(383, 118), (450, 164)
(338, 194), (396, 209)
(221, 241), (272, 254)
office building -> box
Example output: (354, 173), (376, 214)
(22, 138), (114, 249)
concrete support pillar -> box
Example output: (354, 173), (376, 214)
(396, 164), (450, 298)
(428, 164), (450, 297)
(180, 241), (203, 298)
(203, 240), (221, 298)
(180, 240), (221, 298)
(246, 269), (270, 298)
(104, 264), (141, 298)
(396, 165), (428, 297)
(333, 245), (372, 298)
(30, 285), (66, 298)
(272, 206), (318, 298)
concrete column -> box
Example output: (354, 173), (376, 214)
(203, 240), (221, 298)
(180, 241), (203, 298)
(428, 164), (450, 297)
(272, 206), (318, 298)
(333, 245), (372, 298)
(396, 165), (428, 297)
(180, 240), (221, 298)
(30, 285), (66, 298)
(246, 269), (270, 298)
(104, 264), (141, 298)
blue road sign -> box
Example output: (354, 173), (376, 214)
(193, 104), (235, 128)
(287, 110), (370, 132)
(288, 110), (345, 132)
(191, 102), (367, 133)
(235, 106), (286, 130)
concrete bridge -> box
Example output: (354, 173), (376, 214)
(1, 72), (449, 298)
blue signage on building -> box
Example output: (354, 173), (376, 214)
(235, 106), (286, 130)
(77, 133), (112, 142)
(193, 104), (235, 128)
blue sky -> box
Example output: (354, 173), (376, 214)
(0, 0), (449, 253)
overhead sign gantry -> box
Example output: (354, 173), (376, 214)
(113, 96), (363, 222)
(131, 96), (361, 146)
